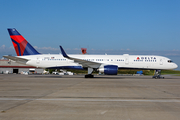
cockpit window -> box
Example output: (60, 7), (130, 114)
(168, 60), (173, 63)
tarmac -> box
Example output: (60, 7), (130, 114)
(0, 74), (180, 120)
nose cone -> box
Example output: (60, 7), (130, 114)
(173, 63), (178, 69)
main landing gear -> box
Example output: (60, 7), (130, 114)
(152, 70), (164, 79)
(85, 68), (94, 78)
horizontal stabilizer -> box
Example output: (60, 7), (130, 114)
(3, 55), (29, 64)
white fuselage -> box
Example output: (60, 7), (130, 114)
(16, 54), (178, 70)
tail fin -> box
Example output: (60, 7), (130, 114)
(7, 28), (40, 56)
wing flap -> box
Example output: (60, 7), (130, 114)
(73, 58), (101, 68)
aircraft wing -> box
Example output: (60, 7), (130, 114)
(60, 46), (101, 68)
(3, 55), (29, 64)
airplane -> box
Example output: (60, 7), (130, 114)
(3, 28), (178, 78)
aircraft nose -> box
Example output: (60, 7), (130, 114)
(174, 63), (178, 69)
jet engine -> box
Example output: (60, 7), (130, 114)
(98, 65), (118, 75)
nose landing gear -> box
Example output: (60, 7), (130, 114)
(152, 70), (164, 79)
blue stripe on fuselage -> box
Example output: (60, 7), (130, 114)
(47, 66), (84, 70)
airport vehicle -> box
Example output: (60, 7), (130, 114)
(3, 28), (178, 78)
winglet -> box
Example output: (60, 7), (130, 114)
(59, 46), (69, 58)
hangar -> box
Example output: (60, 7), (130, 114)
(0, 59), (43, 74)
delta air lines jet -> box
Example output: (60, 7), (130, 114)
(3, 28), (178, 78)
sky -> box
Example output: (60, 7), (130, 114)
(0, 0), (180, 55)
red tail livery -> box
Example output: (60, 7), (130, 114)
(7, 28), (40, 56)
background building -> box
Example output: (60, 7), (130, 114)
(0, 59), (43, 74)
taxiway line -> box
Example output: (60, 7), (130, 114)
(0, 98), (180, 102)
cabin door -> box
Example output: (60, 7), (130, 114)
(36, 57), (40, 64)
(160, 58), (163, 65)
(125, 56), (129, 64)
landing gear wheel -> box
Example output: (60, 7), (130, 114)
(85, 74), (94, 78)
(152, 70), (165, 79)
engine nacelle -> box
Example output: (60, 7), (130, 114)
(98, 65), (118, 75)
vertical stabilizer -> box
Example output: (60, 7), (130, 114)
(7, 28), (40, 56)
